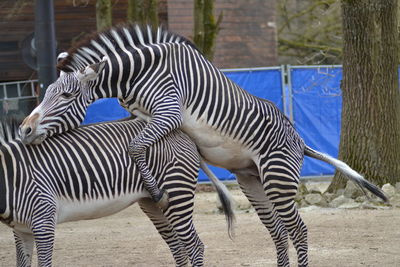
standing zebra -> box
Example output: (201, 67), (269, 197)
(19, 25), (387, 267)
(1, 117), (234, 267)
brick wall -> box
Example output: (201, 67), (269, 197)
(0, 0), (168, 81)
(0, 0), (276, 81)
(168, 0), (278, 69)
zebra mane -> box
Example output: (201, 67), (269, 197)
(0, 117), (20, 145)
(57, 24), (196, 72)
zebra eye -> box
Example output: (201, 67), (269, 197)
(61, 92), (74, 99)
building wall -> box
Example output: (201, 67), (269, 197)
(168, 0), (278, 69)
(0, 0), (168, 82)
(0, 0), (276, 82)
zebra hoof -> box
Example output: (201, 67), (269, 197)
(155, 190), (169, 210)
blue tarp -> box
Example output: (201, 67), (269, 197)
(224, 68), (284, 111)
(290, 67), (342, 176)
(83, 98), (130, 124)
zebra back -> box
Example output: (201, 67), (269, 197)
(0, 119), (200, 222)
(57, 24), (197, 73)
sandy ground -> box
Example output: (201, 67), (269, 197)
(1, 188), (399, 267)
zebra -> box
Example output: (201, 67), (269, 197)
(19, 24), (387, 267)
(1, 117), (235, 267)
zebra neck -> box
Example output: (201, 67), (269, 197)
(93, 45), (165, 100)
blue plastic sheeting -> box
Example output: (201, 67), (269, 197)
(82, 69), (284, 125)
(82, 98), (130, 124)
(290, 67), (342, 176)
(224, 68), (284, 110)
(81, 68), (285, 182)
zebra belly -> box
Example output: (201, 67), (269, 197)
(182, 111), (254, 170)
(56, 192), (148, 224)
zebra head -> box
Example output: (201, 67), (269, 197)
(19, 60), (106, 145)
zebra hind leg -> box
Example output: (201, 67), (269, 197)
(13, 230), (35, 267)
(261, 155), (308, 267)
(235, 173), (290, 267)
(162, 180), (204, 266)
(138, 198), (189, 267)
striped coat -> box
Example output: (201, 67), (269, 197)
(2, 118), (233, 267)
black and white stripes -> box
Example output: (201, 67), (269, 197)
(2, 118), (224, 267)
(20, 24), (387, 267)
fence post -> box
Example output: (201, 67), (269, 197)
(280, 65), (288, 118)
(286, 65), (294, 123)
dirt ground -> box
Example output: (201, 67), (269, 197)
(1, 188), (399, 267)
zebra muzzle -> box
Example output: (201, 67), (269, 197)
(19, 113), (47, 145)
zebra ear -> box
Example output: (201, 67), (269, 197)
(76, 60), (106, 83)
(57, 52), (69, 61)
(57, 52), (69, 77)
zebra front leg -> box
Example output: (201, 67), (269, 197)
(138, 198), (189, 267)
(235, 173), (290, 267)
(13, 230), (35, 267)
(31, 202), (57, 267)
(128, 100), (183, 210)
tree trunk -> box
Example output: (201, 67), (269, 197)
(327, 0), (400, 192)
(193, 0), (205, 50)
(127, 0), (159, 28)
(96, 0), (112, 31)
(203, 0), (222, 61)
(127, 0), (143, 23)
(193, 0), (222, 61)
(147, 0), (159, 28)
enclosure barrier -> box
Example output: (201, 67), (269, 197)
(0, 80), (38, 100)
(0, 80), (38, 119)
(0, 66), (347, 181)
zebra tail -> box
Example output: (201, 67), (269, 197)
(304, 146), (388, 203)
(200, 160), (236, 239)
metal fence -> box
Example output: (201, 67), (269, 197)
(286, 65), (342, 178)
(0, 80), (38, 100)
(0, 79), (38, 119)
(0, 65), (346, 180)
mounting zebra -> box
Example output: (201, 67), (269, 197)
(19, 25), (387, 267)
(1, 117), (234, 267)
